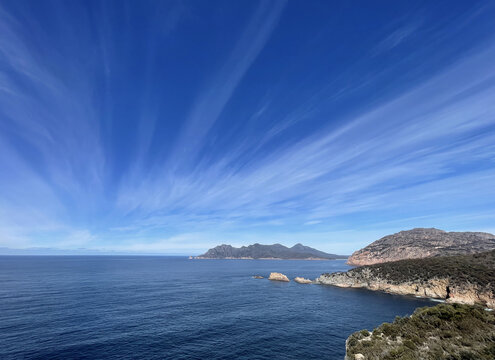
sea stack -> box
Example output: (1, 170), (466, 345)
(268, 272), (290, 282)
(294, 277), (312, 284)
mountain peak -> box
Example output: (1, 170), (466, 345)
(194, 243), (346, 260)
(347, 228), (495, 266)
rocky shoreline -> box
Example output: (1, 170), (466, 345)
(316, 250), (495, 308)
(316, 270), (495, 308)
(257, 249), (495, 358)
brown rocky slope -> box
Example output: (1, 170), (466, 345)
(347, 228), (495, 266)
(317, 250), (495, 308)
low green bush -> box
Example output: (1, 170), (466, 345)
(346, 303), (495, 360)
(348, 250), (495, 293)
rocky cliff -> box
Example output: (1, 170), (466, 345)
(347, 228), (495, 266)
(193, 243), (347, 260)
(317, 250), (495, 308)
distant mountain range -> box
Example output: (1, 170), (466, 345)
(192, 243), (347, 260)
(347, 228), (495, 266)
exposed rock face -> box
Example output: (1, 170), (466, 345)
(317, 250), (495, 308)
(268, 272), (290, 282)
(193, 243), (346, 260)
(294, 277), (312, 284)
(348, 228), (495, 266)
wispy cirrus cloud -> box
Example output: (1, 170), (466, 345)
(0, 1), (494, 254)
(113, 43), (495, 251)
(371, 23), (419, 56)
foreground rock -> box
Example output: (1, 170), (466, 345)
(345, 303), (495, 360)
(192, 243), (347, 260)
(252, 275), (264, 279)
(268, 272), (290, 282)
(347, 228), (495, 266)
(294, 277), (312, 284)
(318, 250), (495, 308)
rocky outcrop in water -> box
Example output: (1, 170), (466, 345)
(193, 243), (346, 260)
(318, 250), (495, 308)
(347, 228), (495, 266)
(268, 272), (290, 282)
(294, 277), (312, 284)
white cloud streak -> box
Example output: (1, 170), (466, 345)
(0, 3), (494, 253)
(117, 45), (495, 230)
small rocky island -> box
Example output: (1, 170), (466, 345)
(192, 243), (346, 260)
(256, 273), (313, 283)
(294, 277), (312, 284)
(268, 272), (290, 282)
(347, 228), (495, 266)
(318, 250), (495, 308)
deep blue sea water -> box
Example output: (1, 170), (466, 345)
(0, 256), (434, 359)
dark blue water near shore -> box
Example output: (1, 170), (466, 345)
(0, 256), (433, 359)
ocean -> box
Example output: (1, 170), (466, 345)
(0, 256), (434, 359)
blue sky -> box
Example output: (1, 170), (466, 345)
(1, 0), (494, 255)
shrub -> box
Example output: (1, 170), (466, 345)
(360, 329), (370, 337)
(402, 339), (416, 350)
(347, 337), (357, 347)
(381, 323), (399, 338)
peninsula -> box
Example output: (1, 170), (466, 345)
(192, 243), (347, 260)
(318, 250), (495, 308)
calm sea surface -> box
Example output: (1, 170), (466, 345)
(0, 256), (434, 359)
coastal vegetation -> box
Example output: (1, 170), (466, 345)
(346, 250), (495, 291)
(346, 303), (495, 360)
(318, 250), (495, 307)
